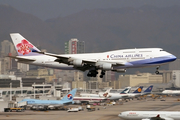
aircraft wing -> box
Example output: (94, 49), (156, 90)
(36, 52), (70, 61)
(36, 52), (126, 70)
(142, 115), (172, 120)
(36, 52), (96, 63)
(142, 117), (171, 120)
(8, 56), (35, 62)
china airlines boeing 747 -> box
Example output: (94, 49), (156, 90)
(9, 33), (176, 78)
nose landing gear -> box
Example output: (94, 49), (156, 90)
(155, 66), (160, 74)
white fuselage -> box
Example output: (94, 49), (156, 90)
(118, 111), (180, 120)
(80, 93), (128, 100)
(73, 96), (106, 103)
(17, 48), (176, 71)
(162, 90), (180, 94)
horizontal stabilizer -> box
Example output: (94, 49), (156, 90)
(8, 56), (35, 62)
(35, 52), (69, 60)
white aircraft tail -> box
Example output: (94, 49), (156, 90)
(120, 87), (131, 94)
(101, 88), (112, 98)
(10, 33), (41, 56)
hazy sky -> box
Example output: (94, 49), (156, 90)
(1, 0), (180, 20)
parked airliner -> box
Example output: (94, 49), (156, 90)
(118, 111), (180, 120)
(125, 85), (153, 100)
(9, 33), (176, 78)
(73, 88), (112, 104)
(162, 90), (180, 95)
(80, 87), (131, 100)
(18, 88), (77, 110)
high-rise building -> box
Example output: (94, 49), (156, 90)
(77, 41), (85, 54)
(1, 40), (15, 57)
(17, 63), (29, 72)
(104, 71), (116, 82)
(65, 38), (85, 54)
(0, 57), (12, 74)
(118, 73), (163, 88)
(0, 40), (17, 74)
(64, 38), (85, 81)
(169, 59), (180, 70)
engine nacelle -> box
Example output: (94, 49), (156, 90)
(73, 59), (83, 67)
(112, 69), (126, 73)
(101, 63), (112, 70)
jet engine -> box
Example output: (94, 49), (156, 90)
(142, 114), (168, 120)
(101, 63), (112, 70)
(112, 69), (126, 73)
(73, 59), (83, 67)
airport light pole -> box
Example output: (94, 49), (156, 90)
(10, 83), (12, 101)
(83, 83), (84, 92)
(21, 81), (23, 97)
(84, 81), (86, 92)
(89, 82), (90, 89)
(34, 82), (35, 99)
(96, 82), (97, 89)
(43, 82), (44, 96)
(66, 83), (68, 94)
(53, 81), (55, 97)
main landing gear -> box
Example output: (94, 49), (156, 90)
(100, 70), (105, 78)
(155, 66), (160, 74)
(87, 70), (106, 78)
(87, 70), (98, 77)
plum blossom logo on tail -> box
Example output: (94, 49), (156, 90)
(16, 39), (33, 55)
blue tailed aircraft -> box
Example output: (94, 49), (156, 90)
(142, 85), (153, 95)
(125, 85), (153, 100)
(19, 88), (77, 110)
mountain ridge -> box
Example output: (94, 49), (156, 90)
(0, 4), (180, 58)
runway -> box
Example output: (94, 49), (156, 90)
(0, 97), (180, 120)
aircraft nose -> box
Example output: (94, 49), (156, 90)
(118, 113), (122, 117)
(171, 54), (177, 61)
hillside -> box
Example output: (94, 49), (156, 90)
(0, 4), (180, 58)
(0, 4), (59, 53)
(46, 5), (180, 57)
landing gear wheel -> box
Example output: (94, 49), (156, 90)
(87, 70), (98, 77)
(155, 71), (159, 74)
(101, 70), (105, 75)
(99, 70), (105, 78)
(155, 66), (160, 74)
